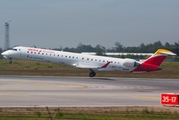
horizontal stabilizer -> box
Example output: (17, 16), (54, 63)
(152, 49), (176, 56)
(159, 51), (176, 56)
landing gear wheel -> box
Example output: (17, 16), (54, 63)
(89, 72), (96, 77)
(93, 72), (96, 76)
(9, 61), (12, 64)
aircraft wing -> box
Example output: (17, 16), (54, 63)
(73, 62), (110, 70)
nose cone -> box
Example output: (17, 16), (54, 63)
(1, 51), (9, 56)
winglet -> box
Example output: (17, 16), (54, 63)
(101, 62), (110, 68)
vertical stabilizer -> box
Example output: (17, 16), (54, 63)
(143, 49), (176, 66)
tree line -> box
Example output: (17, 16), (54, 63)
(0, 41), (178, 59)
(54, 41), (179, 56)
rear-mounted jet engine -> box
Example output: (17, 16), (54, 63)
(123, 58), (141, 67)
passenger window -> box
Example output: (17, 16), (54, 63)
(99, 60), (101, 62)
(31, 52), (33, 53)
(50, 54), (51, 56)
(118, 62), (120, 64)
(95, 59), (97, 61)
(42, 53), (44, 55)
(34, 52), (36, 54)
(58, 55), (59, 57)
(72, 56), (74, 58)
(76, 57), (78, 59)
(38, 52), (40, 54)
(61, 55), (63, 57)
(103, 60), (105, 62)
(27, 51), (29, 53)
(82, 58), (84, 60)
(87, 58), (89, 60)
(91, 59), (93, 61)
(69, 56), (71, 58)
(111, 61), (113, 63)
(65, 56), (67, 58)
(46, 53), (48, 55)
(114, 62), (116, 64)
(54, 54), (55, 56)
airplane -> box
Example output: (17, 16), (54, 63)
(1, 46), (176, 77)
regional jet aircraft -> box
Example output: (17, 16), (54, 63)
(1, 46), (176, 77)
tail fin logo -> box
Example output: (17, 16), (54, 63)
(132, 49), (176, 72)
(144, 49), (176, 66)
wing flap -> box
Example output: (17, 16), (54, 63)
(73, 62), (110, 69)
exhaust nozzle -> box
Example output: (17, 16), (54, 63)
(158, 67), (162, 70)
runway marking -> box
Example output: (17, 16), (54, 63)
(0, 93), (29, 97)
(0, 88), (22, 90)
(133, 96), (160, 100)
(30, 95), (128, 97)
(8, 82), (88, 89)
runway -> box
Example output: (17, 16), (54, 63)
(0, 76), (179, 107)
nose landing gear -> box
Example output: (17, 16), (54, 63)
(9, 58), (12, 64)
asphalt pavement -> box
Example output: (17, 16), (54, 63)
(0, 76), (179, 107)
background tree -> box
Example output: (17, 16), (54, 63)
(114, 42), (124, 52)
(95, 44), (106, 56)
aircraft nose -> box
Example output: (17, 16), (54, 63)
(1, 51), (9, 56)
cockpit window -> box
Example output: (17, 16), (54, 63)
(12, 49), (17, 51)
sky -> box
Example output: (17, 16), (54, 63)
(0, 0), (179, 49)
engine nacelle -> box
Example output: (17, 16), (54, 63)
(123, 59), (141, 67)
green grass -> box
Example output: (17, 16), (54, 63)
(1, 111), (179, 120)
(0, 60), (80, 71)
(1, 107), (179, 120)
(0, 59), (178, 78)
(160, 62), (179, 71)
(0, 59), (178, 71)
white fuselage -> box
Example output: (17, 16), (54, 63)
(2, 46), (175, 77)
(2, 46), (138, 73)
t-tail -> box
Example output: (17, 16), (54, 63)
(132, 49), (176, 73)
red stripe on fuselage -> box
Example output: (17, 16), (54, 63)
(132, 55), (166, 72)
(132, 62), (158, 72)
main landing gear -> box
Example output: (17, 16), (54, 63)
(9, 58), (12, 64)
(89, 69), (96, 77)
